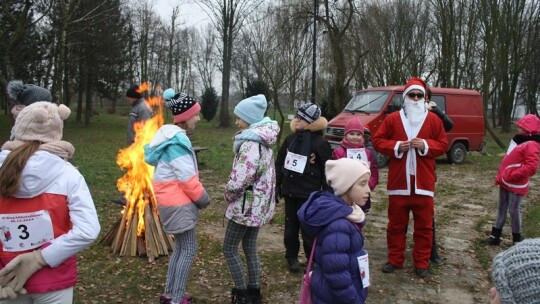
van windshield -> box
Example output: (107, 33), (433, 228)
(343, 90), (390, 113)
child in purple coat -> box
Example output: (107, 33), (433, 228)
(298, 158), (371, 304)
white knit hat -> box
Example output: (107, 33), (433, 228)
(492, 238), (540, 304)
(326, 158), (371, 196)
(12, 102), (71, 143)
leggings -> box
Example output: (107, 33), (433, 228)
(494, 187), (523, 233)
(165, 229), (197, 303)
(223, 220), (260, 289)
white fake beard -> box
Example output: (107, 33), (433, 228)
(403, 97), (426, 125)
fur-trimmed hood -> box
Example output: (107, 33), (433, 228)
(290, 116), (328, 133)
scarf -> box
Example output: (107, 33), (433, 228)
(1, 140), (75, 160)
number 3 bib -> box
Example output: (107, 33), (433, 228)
(0, 210), (54, 252)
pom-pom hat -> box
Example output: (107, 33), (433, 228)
(163, 89), (201, 124)
(234, 94), (267, 125)
(326, 158), (371, 196)
(126, 85), (142, 99)
(7, 80), (52, 106)
(403, 77), (427, 98)
(492, 238), (540, 304)
(515, 114), (540, 134)
(345, 117), (364, 136)
(12, 102), (71, 143)
(297, 103), (321, 123)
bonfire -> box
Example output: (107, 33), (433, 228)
(101, 83), (174, 262)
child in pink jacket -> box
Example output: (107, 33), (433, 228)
(332, 117), (378, 212)
(485, 114), (540, 245)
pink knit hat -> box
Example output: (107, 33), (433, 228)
(326, 158), (370, 196)
(345, 118), (364, 136)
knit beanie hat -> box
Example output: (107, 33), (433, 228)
(345, 117), (364, 136)
(297, 103), (321, 123)
(492, 238), (540, 304)
(12, 101), (71, 143)
(515, 114), (540, 134)
(126, 85), (142, 99)
(7, 80), (52, 106)
(234, 94), (267, 125)
(403, 77), (427, 98)
(326, 158), (371, 196)
(163, 89), (201, 124)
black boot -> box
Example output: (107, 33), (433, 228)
(512, 233), (522, 245)
(247, 286), (262, 304)
(231, 288), (252, 304)
(484, 227), (502, 245)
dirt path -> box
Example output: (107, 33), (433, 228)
(196, 160), (539, 303)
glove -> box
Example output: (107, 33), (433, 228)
(346, 204), (366, 223)
(0, 250), (46, 292)
(0, 286), (17, 300)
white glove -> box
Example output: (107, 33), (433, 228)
(346, 204), (366, 223)
(0, 286), (17, 300)
(0, 250), (46, 292)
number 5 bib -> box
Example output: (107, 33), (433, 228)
(0, 210), (54, 252)
(284, 151), (308, 174)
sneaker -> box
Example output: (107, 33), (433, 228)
(382, 263), (399, 273)
(415, 268), (429, 278)
(430, 255), (444, 266)
(159, 295), (172, 304)
(288, 259), (301, 273)
(180, 294), (193, 304)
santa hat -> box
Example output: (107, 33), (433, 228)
(12, 102), (71, 143)
(234, 94), (267, 125)
(326, 158), (371, 196)
(163, 89), (201, 124)
(403, 77), (427, 97)
(345, 117), (364, 136)
(515, 114), (540, 134)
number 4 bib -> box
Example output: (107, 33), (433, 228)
(0, 210), (54, 252)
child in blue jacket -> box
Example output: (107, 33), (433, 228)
(298, 158), (371, 304)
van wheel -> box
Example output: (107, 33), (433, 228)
(447, 142), (467, 164)
(376, 152), (388, 168)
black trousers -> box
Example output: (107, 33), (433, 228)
(284, 196), (313, 262)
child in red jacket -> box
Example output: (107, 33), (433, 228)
(485, 114), (540, 245)
(332, 118), (378, 213)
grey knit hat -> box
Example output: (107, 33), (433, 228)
(7, 80), (52, 106)
(492, 238), (540, 304)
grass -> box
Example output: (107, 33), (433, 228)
(1, 107), (539, 303)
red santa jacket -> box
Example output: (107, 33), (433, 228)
(496, 140), (540, 196)
(372, 110), (448, 197)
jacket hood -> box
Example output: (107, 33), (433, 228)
(233, 117), (279, 153)
(516, 114), (540, 134)
(0, 150), (66, 198)
(290, 116), (328, 133)
(144, 124), (191, 166)
(298, 190), (353, 236)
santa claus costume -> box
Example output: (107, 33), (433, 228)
(372, 77), (448, 277)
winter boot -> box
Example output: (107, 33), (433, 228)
(231, 288), (252, 304)
(512, 233), (522, 245)
(484, 227), (502, 246)
(247, 286), (262, 304)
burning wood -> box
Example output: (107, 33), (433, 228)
(101, 84), (173, 263)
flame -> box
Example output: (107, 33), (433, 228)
(116, 83), (164, 236)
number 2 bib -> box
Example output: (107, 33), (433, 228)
(0, 210), (54, 252)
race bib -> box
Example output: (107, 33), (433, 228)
(284, 151), (308, 174)
(0, 210), (54, 252)
(357, 252), (370, 288)
(347, 148), (370, 166)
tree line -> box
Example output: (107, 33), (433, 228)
(1, 0), (538, 139)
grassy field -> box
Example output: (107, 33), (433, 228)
(1, 107), (539, 303)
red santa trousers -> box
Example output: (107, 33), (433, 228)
(387, 193), (434, 269)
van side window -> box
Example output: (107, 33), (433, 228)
(431, 95), (447, 113)
(387, 94), (403, 113)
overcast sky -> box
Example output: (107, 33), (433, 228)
(154, 0), (210, 27)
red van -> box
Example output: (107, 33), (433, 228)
(325, 86), (485, 165)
